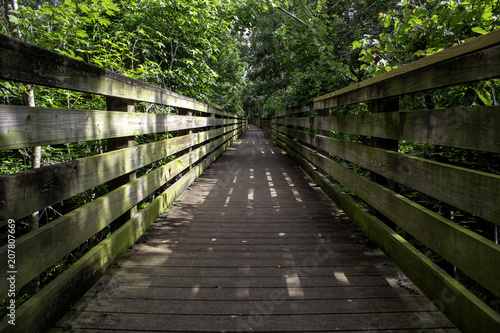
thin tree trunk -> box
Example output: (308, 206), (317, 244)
(26, 85), (41, 292)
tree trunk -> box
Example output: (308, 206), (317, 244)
(26, 85), (41, 292)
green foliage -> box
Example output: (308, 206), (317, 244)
(241, 0), (398, 117)
(353, 0), (500, 75)
(2, 0), (246, 113)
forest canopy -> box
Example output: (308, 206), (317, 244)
(2, 0), (498, 117)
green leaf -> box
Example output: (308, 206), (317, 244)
(472, 27), (489, 35)
(474, 87), (493, 106)
(352, 40), (362, 50)
(7, 15), (19, 25)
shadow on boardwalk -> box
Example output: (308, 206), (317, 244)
(52, 125), (457, 332)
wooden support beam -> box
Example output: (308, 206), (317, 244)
(368, 97), (399, 226)
(106, 97), (136, 230)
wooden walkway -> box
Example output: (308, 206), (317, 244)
(52, 126), (458, 332)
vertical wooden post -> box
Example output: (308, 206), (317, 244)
(368, 97), (399, 184)
(106, 97), (136, 231)
(368, 97), (399, 227)
(178, 109), (193, 172)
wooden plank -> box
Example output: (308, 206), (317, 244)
(50, 312), (454, 332)
(0, 34), (235, 118)
(0, 132), (239, 333)
(93, 274), (389, 288)
(114, 256), (381, 268)
(105, 265), (385, 278)
(273, 106), (500, 153)
(271, 130), (500, 298)
(48, 328), (460, 333)
(69, 296), (432, 314)
(0, 105), (243, 149)
(0, 124), (240, 222)
(268, 129), (500, 333)
(279, 126), (500, 224)
(0, 135), (229, 295)
(83, 285), (410, 301)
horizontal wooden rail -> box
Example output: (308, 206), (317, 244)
(0, 124), (242, 221)
(0, 129), (239, 296)
(0, 33), (247, 332)
(273, 125), (500, 224)
(262, 29), (500, 333)
(272, 106), (500, 153)
(269, 129), (500, 333)
(0, 35), (235, 117)
(0, 105), (241, 150)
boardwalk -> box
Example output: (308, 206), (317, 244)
(52, 126), (457, 332)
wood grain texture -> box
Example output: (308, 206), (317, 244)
(268, 127), (500, 333)
(276, 125), (500, 224)
(0, 34), (234, 117)
(0, 105), (243, 149)
(272, 106), (500, 153)
(0, 125), (241, 222)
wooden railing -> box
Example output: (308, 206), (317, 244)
(262, 30), (500, 333)
(0, 34), (247, 332)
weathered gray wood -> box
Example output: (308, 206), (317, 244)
(106, 97), (137, 228)
(276, 125), (500, 224)
(0, 34), (234, 117)
(90, 274), (389, 288)
(0, 130), (240, 333)
(0, 125), (241, 222)
(70, 296), (432, 314)
(51, 312), (455, 332)
(271, 130), (500, 298)
(268, 128), (500, 333)
(0, 134), (232, 295)
(272, 106), (500, 153)
(83, 285), (410, 301)
(0, 105), (243, 149)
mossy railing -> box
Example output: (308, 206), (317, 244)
(0, 34), (247, 332)
(261, 30), (500, 333)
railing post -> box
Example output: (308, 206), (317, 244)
(178, 109), (193, 171)
(368, 97), (399, 225)
(106, 97), (136, 230)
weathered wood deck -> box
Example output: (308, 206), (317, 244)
(51, 126), (458, 332)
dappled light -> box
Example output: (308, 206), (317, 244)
(1, 0), (499, 328)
